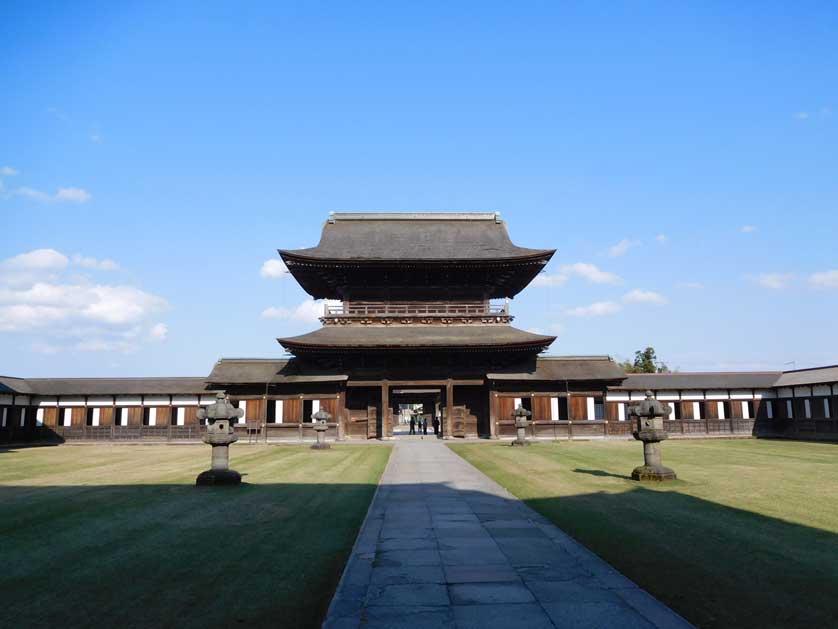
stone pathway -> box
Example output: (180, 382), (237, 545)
(324, 439), (692, 628)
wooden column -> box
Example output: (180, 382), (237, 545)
(446, 379), (454, 438)
(336, 390), (346, 441)
(489, 390), (498, 439)
(380, 381), (389, 440)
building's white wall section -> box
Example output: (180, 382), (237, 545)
(778, 387), (793, 399)
(0, 394), (12, 405)
(730, 390), (753, 400)
(238, 400), (247, 424)
(813, 385), (832, 397)
(91, 408), (100, 426)
(144, 395), (169, 406)
(692, 402), (701, 419)
(275, 400), (283, 423)
(656, 391), (679, 401)
(793, 386), (812, 398)
(63, 408), (72, 426)
(148, 408), (157, 426)
(629, 391), (647, 401)
(586, 397), (595, 420)
(706, 390), (729, 400)
(618, 403), (626, 421)
(58, 397), (85, 407)
(87, 396), (112, 406)
(35, 408), (44, 426)
(550, 397), (559, 421)
(606, 392), (630, 402)
(34, 397), (58, 407)
(754, 389), (776, 399)
(177, 407), (186, 426)
(172, 395), (199, 406)
(682, 391), (704, 400)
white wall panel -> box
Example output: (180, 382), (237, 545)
(144, 395), (169, 406)
(63, 408), (72, 427)
(656, 391), (679, 401)
(717, 401), (726, 419)
(629, 391), (647, 401)
(793, 386), (812, 398)
(682, 391), (704, 400)
(34, 397), (58, 407)
(36, 408), (45, 426)
(754, 389), (776, 399)
(550, 397), (559, 421)
(586, 397), (595, 420)
(786, 400), (794, 418)
(742, 402), (750, 419)
(87, 396), (112, 406)
(824, 399), (831, 419)
(813, 385), (832, 397)
(0, 394), (12, 405)
(238, 400), (247, 424)
(618, 403), (626, 421)
(20, 408), (26, 426)
(148, 408), (157, 426)
(706, 390), (729, 400)
(58, 397), (85, 407)
(606, 392), (630, 402)
(1, 407), (6, 427)
(730, 390), (754, 400)
(199, 395), (218, 405)
(116, 396), (142, 407)
(777, 387), (793, 399)
(91, 408), (100, 426)
(693, 402), (701, 419)
(177, 407), (186, 426)
(275, 400), (283, 423)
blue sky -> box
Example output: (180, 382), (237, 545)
(2, 1), (837, 377)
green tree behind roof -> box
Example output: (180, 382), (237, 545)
(620, 346), (670, 373)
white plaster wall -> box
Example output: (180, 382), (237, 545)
(34, 397), (57, 407)
(618, 403), (626, 421)
(91, 408), (100, 426)
(824, 399), (832, 419)
(794, 386), (812, 398)
(730, 390), (753, 400)
(63, 408), (72, 426)
(148, 408), (157, 426)
(717, 401), (726, 419)
(754, 389), (776, 399)
(36, 408), (44, 426)
(606, 392), (630, 402)
(115, 396), (142, 407)
(586, 397), (595, 420)
(629, 391), (647, 401)
(778, 387), (793, 399)
(199, 395), (217, 405)
(786, 400), (794, 418)
(238, 400), (247, 424)
(144, 395), (169, 406)
(0, 394), (12, 405)
(693, 402), (701, 419)
(706, 390), (729, 400)
(58, 397), (85, 407)
(275, 400), (284, 423)
(742, 402), (750, 419)
(87, 396), (112, 406)
(813, 385), (832, 397)
(682, 391), (704, 401)
(656, 391), (679, 401)
(1, 407), (6, 427)
(550, 397), (559, 421)
(177, 407), (186, 426)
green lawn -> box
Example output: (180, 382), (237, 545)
(450, 439), (838, 629)
(0, 443), (390, 629)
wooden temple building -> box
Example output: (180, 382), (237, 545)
(2, 212), (838, 443)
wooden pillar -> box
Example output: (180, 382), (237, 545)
(489, 390), (498, 439)
(336, 390), (346, 441)
(446, 379), (454, 438)
(380, 381), (389, 440)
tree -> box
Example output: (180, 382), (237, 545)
(619, 347), (670, 374)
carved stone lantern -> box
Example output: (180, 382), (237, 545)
(196, 393), (244, 486)
(628, 391), (676, 481)
(311, 408), (332, 450)
(511, 405), (532, 446)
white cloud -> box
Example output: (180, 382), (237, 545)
(656, 234), (668, 243)
(754, 273), (794, 289)
(72, 254), (119, 271)
(564, 301), (622, 317)
(149, 323), (168, 340)
(623, 289), (669, 305)
(741, 225), (757, 233)
(0, 248), (167, 351)
(532, 262), (621, 288)
(262, 299), (324, 322)
(531, 273), (568, 287)
(0, 166), (17, 176)
(608, 238), (639, 257)
(809, 270), (838, 289)
(794, 112), (810, 120)
(13, 186), (92, 203)
(260, 259), (288, 278)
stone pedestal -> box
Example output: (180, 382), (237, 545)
(311, 420), (331, 450)
(512, 418), (531, 446)
(630, 392), (677, 482)
(196, 393), (243, 487)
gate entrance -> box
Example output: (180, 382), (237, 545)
(391, 388), (442, 438)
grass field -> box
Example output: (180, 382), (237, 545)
(449, 438), (838, 629)
(0, 443), (390, 629)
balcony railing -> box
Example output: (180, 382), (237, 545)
(324, 300), (509, 317)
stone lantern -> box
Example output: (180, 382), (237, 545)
(311, 408), (332, 450)
(196, 393), (244, 486)
(628, 390), (676, 481)
(511, 404), (532, 446)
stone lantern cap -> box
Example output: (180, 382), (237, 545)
(197, 392), (244, 424)
(312, 408), (332, 431)
(513, 404), (531, 427)
(629, 391), (671, 443)
(629, 390), (671, 419)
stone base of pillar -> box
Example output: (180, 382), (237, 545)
(311, 442), (331, 450)
(196, 468), (242, 486)
(511, 439), (530, 446)
(631, 465), (676, 481)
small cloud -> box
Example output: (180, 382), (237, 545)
(623, 289), (669, 305)
(533, 262), (621, 288)
(14, 186), (92, 203)
(809, 270), (838, 289)
(0, 166), (17, 177)
(655, 234), (668, 243)
(608, 238), (639, 258)
(531, 273), (567, 288)
(149, 322), (168, 340)
(754, 272), (794, 290)
(90, 133), (102, 143)
(262, 299), (324, 322)
(741, 225), (757, 233)
(564, 301), (622, 317)
(794, 111), (810, 120)
(260, 259), (288, 278)
(72, 254), (119, 271)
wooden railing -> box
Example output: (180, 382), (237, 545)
(325, 300), (509, 317)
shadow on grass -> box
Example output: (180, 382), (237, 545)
(572, 467), (632, 480)
(2, 475), (837, 629)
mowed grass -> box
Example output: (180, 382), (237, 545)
(450, 439), (838, 629)
(0, 443), (391, 629)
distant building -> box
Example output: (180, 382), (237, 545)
(2, 213), (836, 443)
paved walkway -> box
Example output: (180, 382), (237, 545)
(324, 439), (692, 628)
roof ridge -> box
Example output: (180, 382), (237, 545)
(329, 212), (500, 222)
